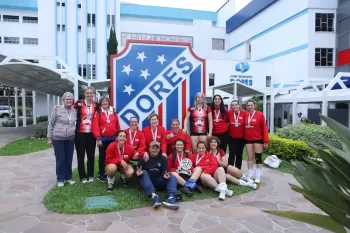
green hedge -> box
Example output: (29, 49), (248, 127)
(2, 116), (48, 127)
(276, 124), (340, 149)
(264, 134), (317, 161)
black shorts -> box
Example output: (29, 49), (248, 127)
(245, 139), (264, 144)
(190, 132), (207, 136)
(179, 173), (191, 181)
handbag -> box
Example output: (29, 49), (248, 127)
(263, 155), (282, 168)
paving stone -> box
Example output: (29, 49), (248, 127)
(167, 217), (183, 225)
(69, 214), (93, 221)
(67, 226), (85, 233)
(197, 207), (262, 217)
(105, 221), (135, 233)
(166, 209), (187, 218)
(192, 221), (206, 230)
(125, 216), (168, 229)
(242, 215), (274, 231)
(193, 199), (215, 205)
(93, 212), (120, 222)
(272, 219), (294, 228)
(119, 208), (151, 218)
(73, 221), (86, 227)
(234, 226), (254, 233)
(218, 217), (242, 231)
(0, 216), (39, 233)
(181, 225), (197, 233)
(196, 215), (220, 228)
(162, 223), (184, 233)
(0, 211), (28, 224)
(196, 226), (232, 233)
(63, 218), (76, 224)
(23, 222), (73, 233)
(253, 193), (268, 201)
(240, 221), (270, 233)
(241, 201), (279, 210)
(181, 211), (199, 227)
(86, 221), (112, 231)
(38, 211), (69, 222)
(19, 204), (47, 216)
(284, 227), (317, 233)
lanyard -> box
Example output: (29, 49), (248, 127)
(177, 152), (184, 165)
(248, 111), (256, 125)
(101, 107), (110, 123)
(85, 101), (92, 119)
(130, 130), (137, 145)
(234, 111), (240, 123)
(64, 107), (72, 123)
(215, 109), (220, 121)
(196, 153), (205, 166)
(152, 127), (158, 141)
(117, 145), (124, 159)
(197, 107), (203, 118)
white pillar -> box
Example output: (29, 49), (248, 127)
(96, 0), (107, 80)
(32, 91), (36, 125)
(66, 0), (78, 71)
(270, 96), (275, 133)
(52, 95), (56, 107)
(263, 94), (267, 118)
(47, 94), (51, 120)
(287, 104), (291, 125)
(267, 103), (270, 130)
(14, 87), (18, 128)
(57, 96), (60, 105)
(321, 100), (328, 126)
(22, 89), (26, 127)
(292, 100), (297, 124)
(115, 0), (121, 51)
(74, 78), (79, 100)
(281, 104), (285, 126)
(234, 82), (237, 99)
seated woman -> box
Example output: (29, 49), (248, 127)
(207, 136), (257, 190)
(136, 141), (180, 210)
(105, 130), (139, 191)
(167, 138), (202, 196)
(166, 119), (191, 154)
(192, 141), (233, 201)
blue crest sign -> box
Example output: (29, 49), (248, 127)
(110, 40), (206, 129)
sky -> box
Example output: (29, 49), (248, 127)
(121, 0), (229, 12)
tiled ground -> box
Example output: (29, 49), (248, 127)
(0, 131), (331, 233)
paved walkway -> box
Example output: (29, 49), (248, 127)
(0, 145), (331, 233)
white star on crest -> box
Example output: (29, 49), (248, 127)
(140, 69), (151, 80)
(156, 54), (167, 65)
(122, 64), (133, 76)
(136, 51), (147, 63)
(123, 84), (135, 96)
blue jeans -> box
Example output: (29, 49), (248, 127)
(53, 139), (75, 182)
(138, 170), (177, 198)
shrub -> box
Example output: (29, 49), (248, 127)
(264, 134), (317, 161)
(37, 116), (48, 123)
(18, 107), (32, 117)
(35, 126), (48, 139)
(2, 118), (33, 127)
(276, 124), (340, 149)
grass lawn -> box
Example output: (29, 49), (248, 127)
(43, 157), (253, 214)
(0, 138), (50, 156)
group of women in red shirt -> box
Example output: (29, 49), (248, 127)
(73, 88), (269, 200)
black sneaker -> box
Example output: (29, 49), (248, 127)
(106, 182), (114, 192)
(152, 195), (161, 208)
(194, 185), (203, 193)
(120, 174), (128, 186)
(180, 186), (193, 197)
(97, 175), (107, 183)
(162, 196), (180, 210)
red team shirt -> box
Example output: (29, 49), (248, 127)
(142, 125), (167, 153)
(226, 109), (247, 139)
(188, 106), (212, 133)
(212, 107), (229, 134)
(244, 110), (269, 144)
(191, 151), (218, 176)
(166, 129), (191, 154)
(167, 151), (193, 172)
(91, 108), (121, 139)
(210, 149), (226, 163)
(74, 100), (98, 133)
(105, 142), (137, 166)
(125, 128), (147, 155)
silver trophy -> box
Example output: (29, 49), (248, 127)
(178, 158), (193, 176)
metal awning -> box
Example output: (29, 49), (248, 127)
(212, 82), (265, 98)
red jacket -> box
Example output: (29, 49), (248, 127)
(74, 100), (98, 133)
(167, 151), (193, 172)
(125, 128), (147, 156)
(226, 109), (247, 139)
(212, 107), (229, 134)
(142, 125), (167, 153)
(244, 110), (269, 144)
(105, 142), (136, 166)
(91, 107), (121, 139)
(166, 129), (191, 154)
(191, 151), (218, 176)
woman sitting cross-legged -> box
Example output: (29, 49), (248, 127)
(167, 138), (203, 196)
(136, 141), (180, 210)
(105, 130), (140, 192)
(192, 141), (233, 201)
(207, 136), (257, 190)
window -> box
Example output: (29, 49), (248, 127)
(209, 73), (215, 87)
(78, 64), (96, 79)
(3, 15), (19, 22)
(57, 2), (65, 6)
(212, 39), (225, 50)
(23, 38), (38, 45)
(78, 4), (81, 8)
(315, 13), (334, 32)
(107, 14), (115, 27)
(0, 37), (1, 43)
(0, 15), (2, 21)
(266, 76), (272, 87)
(87, 38), (96, 53)
(23, 16), (38, 23)
(121, 32), (193, 47)
(245, 40), (251, 59)
(87, 14), (95, 26)
(78, 25), (81, 32)
(4, 37), (19, 44)
(57, 24), (65, 31)
(315, 48), (333, 67)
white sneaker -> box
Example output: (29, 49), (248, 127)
(240, 174), (254, 184)
(225, 189), (233, 197)
(219, 191), (226, 201)
(57, 182), (64, 187)
(87, 177), (94, 183)
(255, 178), (261, 184)
(255, 168), (262, 184)
(247, 168), (254, 179)
(81, 178), (88, 184)
(248, 183), (258, 190)
(66, 180), (75, 185)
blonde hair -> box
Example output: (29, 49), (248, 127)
(62, 92), (74, 100)
(193, 92), (207, 110)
